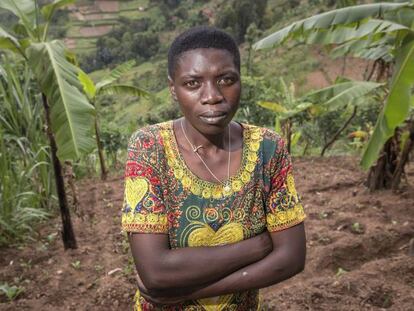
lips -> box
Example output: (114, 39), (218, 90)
(199, 110), (228, 125)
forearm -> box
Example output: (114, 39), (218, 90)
(190, 247), (304, 299)
(188, 224), (306, 300)
(142, 243), (304, 304)
(129, 232), (272, 291)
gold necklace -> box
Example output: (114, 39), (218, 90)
(180, 119), (232, 193)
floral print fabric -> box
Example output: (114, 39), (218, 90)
(122, 121), (305, 310)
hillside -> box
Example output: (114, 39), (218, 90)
(59, 0), (371, 147)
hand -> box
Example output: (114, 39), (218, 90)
(247, 231), (273, 258)
(136, 273), (188, 305)
(139, 291), (188, 305)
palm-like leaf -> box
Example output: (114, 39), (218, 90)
(303, 81), (383, 109)
(41, 0), (76, 40)
(331, 36), (394, 61)
(99, 84), (150, 98)
(27, 40), (95, 160)
(41, 0), (75, 21)
(96, 60), (135, 90)
(361, 39), (414, 169)
(254, 2), (411, 50)
(303, 19), (409, 46)
(78, 70), (96, 99)
(0, 26), (23, 54)
(0, 0), (36, 39)
(257, 101), (287, 113)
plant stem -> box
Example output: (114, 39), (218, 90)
(321, 106), (357, 156)
(42, 93), (77, 249)
(95, 116), (107, 180)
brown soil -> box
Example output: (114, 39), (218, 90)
(1, 157), (413, 310)
(304, 49), (371, 91)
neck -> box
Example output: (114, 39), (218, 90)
(180, 118), (229, 151)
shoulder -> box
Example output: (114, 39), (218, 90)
(243, 124), (286, 156)
(128, 121), (170, 150)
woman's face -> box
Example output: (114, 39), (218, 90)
(169, 48), (241, 135)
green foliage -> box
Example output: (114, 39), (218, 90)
(0, 58), (51, 246)
(137, 88), (181, 126)
(100, 128), (125, 166)
(254, 2), (411, 49)
(255, 2), (414, 169)
(304, 80), (382, 110)
(0, 283), (25, 301)
(236, 75), (279, 126)
(215, 0), (268, 43)
(78, 16), (163, 72)
(361, 39), (414, 169)
(27, 40), (96, 160)
(71, 260), (81, 269)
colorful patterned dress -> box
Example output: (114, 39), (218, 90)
(121, 120), (306, 311)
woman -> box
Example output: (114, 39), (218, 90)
(122, 26), (306, 310)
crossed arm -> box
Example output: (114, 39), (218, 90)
(128, 222), (306, 304)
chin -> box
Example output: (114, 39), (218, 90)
(195, 118), (232, 135)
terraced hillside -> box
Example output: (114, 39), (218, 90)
(65, 0), (150, 53)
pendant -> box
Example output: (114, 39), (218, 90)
(223, 183), (231, 193)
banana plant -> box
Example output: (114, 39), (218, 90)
(257, 78), (313, 153)
(259, 78), (382, 155)
(0, 0), (96, 249)
(254, 2), (414, 190)
(78, 60), (150, 180)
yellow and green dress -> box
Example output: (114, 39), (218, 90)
(121, 120), (305, 311)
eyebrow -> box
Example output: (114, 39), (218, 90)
(180, 69), (239, 79)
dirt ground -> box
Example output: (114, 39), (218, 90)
(0, 156), (413, 310)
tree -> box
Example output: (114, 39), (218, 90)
(78, 61), (150, 180)
(254, 2), (414, 190)
(258, 78), (382, 155)
(215, 0), (268, 43)
(258, 78), (313, 153)
(0, 0), (96, 249)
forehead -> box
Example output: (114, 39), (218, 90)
(174, 48), (237, 78)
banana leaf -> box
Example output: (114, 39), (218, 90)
(257, 101), (287, 113)
(361, 39), (414, 169)
(99, 84), (150, 98)
(0, 26), (22, 54)
(41, 0), (75, 21)
(303, 80), (383, 110)
(78, 70), (96, 99)
(0, 0), (36, 40)
(254, 2), (412, 50)
(27, 40), (95, 160)
(95, 60), (136, 90)
(303, 19), (409, 45)
(41, 0), (76, 40)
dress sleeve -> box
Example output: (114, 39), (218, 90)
(265, 137), (305, 232)
(121, 130), (168, 234)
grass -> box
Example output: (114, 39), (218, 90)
(74, 38), (97, 49)
(119, 0), (149, 11)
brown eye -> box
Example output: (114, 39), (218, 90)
(218, 76), (236, 86)
(184, 80), (200, 88)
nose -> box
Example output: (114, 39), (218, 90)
(200, 81), (224, 105)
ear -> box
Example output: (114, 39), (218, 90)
(168, 76), (178, 101)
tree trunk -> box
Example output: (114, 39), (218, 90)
(284, 120), (292, 153)
(42, 94), (77, 249)
(367, 129), (400, 191)
(321, 106), (357, 156)
(95, 117), (107, 180)
(391, 120), (414, 190)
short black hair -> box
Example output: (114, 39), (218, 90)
(167, 26), (240, 78)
